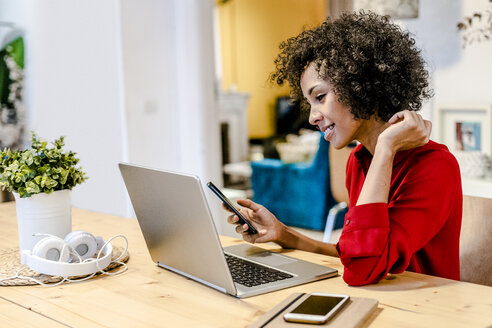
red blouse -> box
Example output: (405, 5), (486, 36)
(336, 141), (462, 286)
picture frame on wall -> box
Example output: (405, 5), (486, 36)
(435, 104), (492, 156)
(353, 0), (419, 19)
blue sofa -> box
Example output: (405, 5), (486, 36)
(250, 133), (338, 230)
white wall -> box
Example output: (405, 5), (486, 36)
(0, 0), (129, 216)
(432, 1), (492, 104)
(120, 0), (223, 222)
(120, 0), (180, 171)
(0, 0), (223, 224)
(395, 0), (492, 133)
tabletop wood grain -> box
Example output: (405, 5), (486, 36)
(0, 202), (491, 328)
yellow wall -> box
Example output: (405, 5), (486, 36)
(218, 0), (327, 139)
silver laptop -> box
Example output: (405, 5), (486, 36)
(119, 163), (337, 298)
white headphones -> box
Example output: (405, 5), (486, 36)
(21, 230), (113, 277)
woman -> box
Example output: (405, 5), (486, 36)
(227, 11), (462, 286)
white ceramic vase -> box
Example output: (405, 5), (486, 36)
(14, 189), (72, 253)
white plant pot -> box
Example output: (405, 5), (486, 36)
(14, 189), (72, 253)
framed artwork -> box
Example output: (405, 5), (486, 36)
(353, 0), (419, 19)
(435, 105), (492, 156)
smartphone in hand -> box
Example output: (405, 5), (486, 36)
(207, 182), (258, 234)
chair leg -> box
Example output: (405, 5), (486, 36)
(323, 202), (348, 243)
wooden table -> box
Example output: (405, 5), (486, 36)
(1, 202), (491, 327)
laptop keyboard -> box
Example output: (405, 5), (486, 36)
(225, 253), (294, 287)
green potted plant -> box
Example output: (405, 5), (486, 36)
(0, 131), (88, 252)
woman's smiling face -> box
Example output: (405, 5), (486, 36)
(300, 63), (365, 149)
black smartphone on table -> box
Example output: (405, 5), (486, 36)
(207, 181), (258, 234)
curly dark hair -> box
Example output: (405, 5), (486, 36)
(271, 11), (432, 121)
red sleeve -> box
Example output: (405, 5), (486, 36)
(336, 150), (461, 286)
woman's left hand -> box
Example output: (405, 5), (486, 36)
(377, 110), (432, 153)
(225, 199), (286, 245)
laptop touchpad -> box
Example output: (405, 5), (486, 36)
(249, 251), (297, 266)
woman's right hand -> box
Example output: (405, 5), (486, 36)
(377, 110), (432, 154)
(226, 199), (286, 244)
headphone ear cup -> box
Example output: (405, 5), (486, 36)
(64, 230), (98, 260)
(32, 237), (71, 262)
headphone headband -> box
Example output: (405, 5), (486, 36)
(21, 242), (113, 277)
